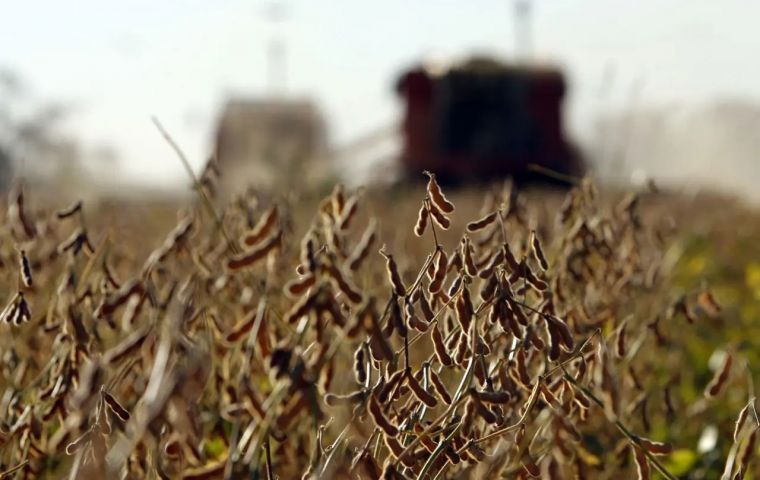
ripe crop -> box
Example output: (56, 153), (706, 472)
(0, 168), (756, 479)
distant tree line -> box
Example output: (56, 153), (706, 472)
(0, 67), (82, 192)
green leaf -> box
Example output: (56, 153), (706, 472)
(663, 449), (698, 476)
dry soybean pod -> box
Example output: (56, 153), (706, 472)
(431, 324), (453, 367)
(424, 171), (455, 213)
(347, 220), (377, 271)
(632, 445), (650, 480)
(353, 345), (367, 385)
(18, 248), (33, 288)
(734, 398), (755, 442)
(429, 368), (452, 405)
(324, 390), (366, 407)
(428, 202), (451, 230)
(368, 394), (398, 437)
(242, 205), (278, 247)
(102, 389), (131, 421)
(227, 231), (282, 270)
(705, 351), (733, 398)
(379, 247), (406, 297)
(284, 274), (316, 299)
(414, 201), (429, 237)
(338, 195), (359, 231)
(466, 211), (498, 233)
(530, 230), (549, 271)
(406, 370), (438, 408)
(56, 200), (83, 219)
(428, 248), (448, 294)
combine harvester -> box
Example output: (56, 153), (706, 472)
(393, 56), (583, 185)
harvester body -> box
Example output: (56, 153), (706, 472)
(396, 58), (582, 183)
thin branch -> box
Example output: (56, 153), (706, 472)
(151, 116), (239, 255)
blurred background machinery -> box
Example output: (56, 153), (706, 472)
(395, 56), (583, 184)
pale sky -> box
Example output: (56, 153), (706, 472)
(2, 0), (759, 188)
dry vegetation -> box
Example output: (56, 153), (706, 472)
(0, 163), (757, 479)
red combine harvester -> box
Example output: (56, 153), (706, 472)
(395, 57), (583, 184)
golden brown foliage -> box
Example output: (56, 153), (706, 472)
(0, 175), (752, 479)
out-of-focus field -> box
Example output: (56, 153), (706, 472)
(0, 176), (758, 479)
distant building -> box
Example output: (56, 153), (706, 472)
(213, 98), (329, 195)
